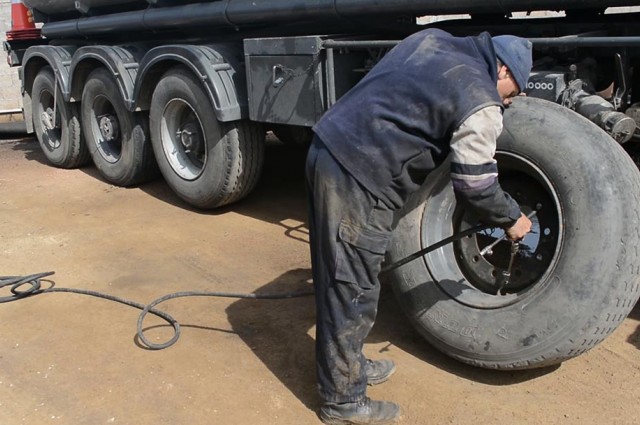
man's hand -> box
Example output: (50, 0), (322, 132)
(505, 213), (532, 241)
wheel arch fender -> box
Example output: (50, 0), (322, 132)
(134, 44), (247, 122)
(69, 45), (147, 110)
(21, 45), (77, 133)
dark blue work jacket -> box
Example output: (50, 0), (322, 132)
(314, 28), (520, 225)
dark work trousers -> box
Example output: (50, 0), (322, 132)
(305, 136), (395, 403)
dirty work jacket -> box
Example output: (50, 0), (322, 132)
(313, 28), (521, 226)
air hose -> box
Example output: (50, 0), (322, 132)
(0, 222), (493, 350)
(0, 272), (314, 350)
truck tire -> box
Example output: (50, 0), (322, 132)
(387, 97), (640, 370)
(149, 66), (264, 209)
(81, 67), (156, 186)
(32, 66), (90, 168)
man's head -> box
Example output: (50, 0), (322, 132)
(492, 35), (533, 101)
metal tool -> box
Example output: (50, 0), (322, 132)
(381, 222), (491, 273)
(494, 241), (520, 293)
(480, 210), (537, 256)
(383, 209), (536, 274)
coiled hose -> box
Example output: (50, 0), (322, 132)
(0, 223), (493, 349)
(0, 272), (314, 350)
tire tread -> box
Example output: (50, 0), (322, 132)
(32, 66), (90, 169)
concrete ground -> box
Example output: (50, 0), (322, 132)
(0, 136), (639, 425)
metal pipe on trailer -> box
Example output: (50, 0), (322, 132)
(321, 37), (640, 50)
(32, 0), (640, 38)
(528, 37), (640, 47)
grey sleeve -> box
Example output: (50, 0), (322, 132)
(450, 106), (521, 226)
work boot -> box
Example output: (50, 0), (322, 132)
(366, 359), (396, 386)
(320, 397), (401, 425)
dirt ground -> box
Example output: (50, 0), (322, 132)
(0, 135), (639, 425)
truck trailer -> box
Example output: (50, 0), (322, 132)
(5, 0), (640, 370)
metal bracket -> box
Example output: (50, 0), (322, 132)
(613, 52), (628, 110)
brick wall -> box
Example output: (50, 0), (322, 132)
(0, 0), (23, 114)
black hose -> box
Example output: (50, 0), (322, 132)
(0, 223), (492, 349)
(0, 272), (314, 350)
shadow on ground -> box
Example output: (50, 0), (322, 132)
(224, 269), (560, 413)
(627, 301), (640, 350)
(9, 136), (310, 246)
(8, 136), (45, 162)
(136, 139), (311, 243)
(226, 268), (318, 412)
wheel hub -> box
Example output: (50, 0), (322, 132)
(177, 122), (201, 153)
(418, 152), (563, 309)
(160, 98), (209, 181)
(453, 173), (559, 296)
(41, 108), (55, 131)
(98, 114), (119, 142)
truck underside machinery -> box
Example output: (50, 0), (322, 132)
(5, 0), (640, 370)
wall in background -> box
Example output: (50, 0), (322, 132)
(0, 0), (23, 116)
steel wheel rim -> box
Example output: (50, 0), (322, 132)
(421, 152), (563, 309)
(37, 88), (62, 151)
(89, 95), (122, 163)
(160, 99), (206, 181)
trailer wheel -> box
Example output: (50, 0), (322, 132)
(387, 97), (640, 370)
(81, 68), (156, 186)
(32, 67), (89, 168)
(149, 66), (264, 209)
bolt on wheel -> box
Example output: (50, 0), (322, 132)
(31, 66), (88, 168)
(160, 99), (206, 181)
(36, 88), (61, 151)
(454, 167), (559, 296)
(81, 67), (156, 186)
(421, 151), (562, 309)
(88, 95), (122, 164)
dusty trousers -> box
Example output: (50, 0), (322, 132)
(305, 136), (395, 403)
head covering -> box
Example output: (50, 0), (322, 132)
(492, 35), (533, 93)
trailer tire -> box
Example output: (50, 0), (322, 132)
(387, 97), (640, 370)
(149, 66), (264, 209)
(32, 66), (90, 168)
(81, 68), (156, 186)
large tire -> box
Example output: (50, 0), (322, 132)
(388, 97), (640, 370)
(81, 67), (156, 186)
(149, 66), (264, 209)
(31, 66), (90, 168)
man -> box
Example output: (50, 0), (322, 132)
(306, 28), (533, 424)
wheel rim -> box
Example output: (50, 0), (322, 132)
(160, 99), (206, 180)
(421, 152), (563, 309)
(89, 95), (122, 163)
(37, 88), (62, 151)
